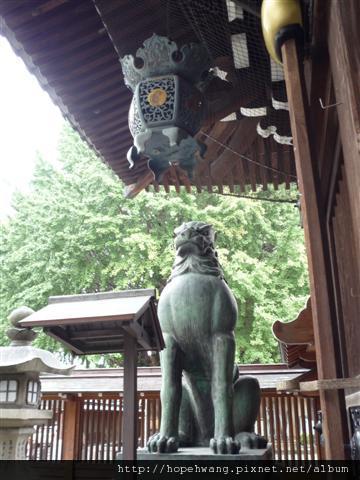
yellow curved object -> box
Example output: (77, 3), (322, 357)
(261, 0), (302, 64)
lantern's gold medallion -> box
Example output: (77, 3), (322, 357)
(147, 88), (167, 107)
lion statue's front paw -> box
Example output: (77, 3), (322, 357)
(210, 436), (240, 454)
(147, 433), (179, 453)
(235, 432), (267, 449)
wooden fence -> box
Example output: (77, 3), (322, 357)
(26, 398), (66, 460)
(27, 392), (321, 460)
(256, 393), (321, 460)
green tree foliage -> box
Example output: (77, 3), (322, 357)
(0, 124), (309, 364)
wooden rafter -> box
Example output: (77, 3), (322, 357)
(124, 171), (154, 199)
(257, 137), (268, 191)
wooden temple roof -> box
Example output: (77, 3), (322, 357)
(20, 289), (165, 354)
(0, 0), (298, 196)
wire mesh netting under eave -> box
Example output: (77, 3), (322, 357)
(160, 0), (297, 146)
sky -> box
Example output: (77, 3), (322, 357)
(0, 36), (64, 219)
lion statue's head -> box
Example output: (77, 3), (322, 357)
(169, 221), (224, 281)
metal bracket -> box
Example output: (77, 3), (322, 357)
(349, 406), (360, 460)
(350, 288), (360, 298)
(319, 98), (342, 110)
(314, 410), (324, 445)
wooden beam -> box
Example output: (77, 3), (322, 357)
(73, 346), (127, 355)
(300, 377), (360, 393)
(31, 0), (69, 16)
(70, 329), (124, 340)
(48, 289), (155, 302)
(257, 138), (268, 191)
(124, 171), (155, 199)
(234, 154), (246, 192)
(271, 152), (279, 190)
(153, 181), (160, 193)
(275, 141), (285, 186)
(25, 313), (133, 327)
(227, 171), (234, 193)
(248, 152), (257, 192)
(122, 332), (137, 460)
(61, 396), (79, 460)
(282, 38), (347, 459)
(176, 167), (192, 194)
(122, 321), (153, 351)
(276, 379), (301, 392)
(44, 327), (84, 355)
(283, 151), (291, 190)
(172, 166), (181, 194)
(161, 171), (170, 193)
(205, 168), (213, 193)
(263, 139), (273, 186)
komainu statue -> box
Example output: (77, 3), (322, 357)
(148, 221), (266, 454)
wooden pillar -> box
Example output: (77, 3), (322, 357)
(62, 396), (79, 460)
(281, 39), (346, 459)
(122, 332), (138, 460)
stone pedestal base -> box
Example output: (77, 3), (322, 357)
(117, 445), (272, 460)
(0, 427), (34, 460)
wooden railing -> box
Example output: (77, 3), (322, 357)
(256, 393), (321, 460)
(27, 392), (321, 460)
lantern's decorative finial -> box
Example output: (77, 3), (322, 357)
(120, 34), (213, 180)
(121, 34), (212, 91)
(7, 306), (37, 346)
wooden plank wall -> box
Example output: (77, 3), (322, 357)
(27, 392), (321, 460)
(307, 0), (360, 453)
(328, 162), (360, 380)
(328, 0), (360, 268)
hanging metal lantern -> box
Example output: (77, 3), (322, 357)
(120, 34), (213, 180)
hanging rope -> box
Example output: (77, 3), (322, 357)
(213, 191), (298, 204)
(200, 130), (297, 180)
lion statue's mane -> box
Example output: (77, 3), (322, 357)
(169, 221), (224, 281)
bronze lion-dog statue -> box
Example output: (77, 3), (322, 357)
(148, 221), (266, 454)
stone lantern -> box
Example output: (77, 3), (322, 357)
(0, 306), (73, 460)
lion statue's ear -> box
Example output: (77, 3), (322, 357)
(174, 225), (184, 237)
(198, 223), (212, 234)
(199, 224), (216, 244)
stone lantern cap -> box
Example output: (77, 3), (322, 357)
(0, 346), (74, 374)
(0, 306), (73, 375)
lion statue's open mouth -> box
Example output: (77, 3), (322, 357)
(148, 221), (267, 455)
